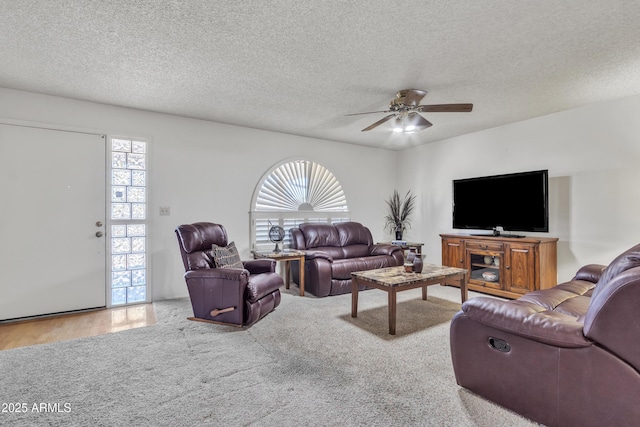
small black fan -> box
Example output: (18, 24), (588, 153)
(268, 221), (285, 253)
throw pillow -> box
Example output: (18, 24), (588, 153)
(212, 241), (244, 269)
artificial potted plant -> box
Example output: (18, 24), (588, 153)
(384, 190), (416, 240)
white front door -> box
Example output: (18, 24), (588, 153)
(0, 123), (106, 320)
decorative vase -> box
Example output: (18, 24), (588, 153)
(395, 225), (403, 240)
(412, 255), (423, 273)
(406, 247), (417, 263)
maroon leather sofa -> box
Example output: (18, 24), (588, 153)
(450, 243), (640, 427)
(289, 222), (404, 297)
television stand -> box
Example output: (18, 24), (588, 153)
(440, 233), (558, 299)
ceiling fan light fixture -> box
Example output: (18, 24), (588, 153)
(393, 117), (404, 133)
(348, 89), (473, 133)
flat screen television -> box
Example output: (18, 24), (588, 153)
(452, 169), (549, 235)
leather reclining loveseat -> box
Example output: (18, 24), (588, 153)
(450, 243), (640, 427)
(289, 222), (404, 297)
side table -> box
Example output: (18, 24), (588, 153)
(378, 241), (425, 257)
(252, 250), (305, 296)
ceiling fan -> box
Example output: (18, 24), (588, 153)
(346, 89), (473, 133)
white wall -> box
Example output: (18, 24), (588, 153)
(0, 88), (398, 301)
(396, 94), (640, 281)
(4, 86), (639, 300)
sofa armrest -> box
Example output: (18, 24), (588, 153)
(460, 297), (592, 348)
(301, 250), (333, 262)
(185, 267), (249, 282)
(369, 244), (402, 256)
(572, 263), (607, 283)
(243, 259), (276, 274)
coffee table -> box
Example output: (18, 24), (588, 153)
(252, 250), (306, 296)
(351, 264), (467, 335)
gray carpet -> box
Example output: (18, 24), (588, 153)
(0, 285), (538, 426)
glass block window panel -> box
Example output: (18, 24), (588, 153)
(112, 238), (131, 254)
(131, 237), (145, 252)
(127, 286), (146, 303)
(112, 152), (127, 168)
(131, 269), (146, 286)
(131, 203), (146, 220)
(132, 170), (146, 186)
(127, 153), (145, 169)
(112, 255), (127, 271)
(112, 271), (131, 288)
(112, 187), (127, 203)
(127, 187), (145, 202)
(127, 253), (145, 269)
(111, 203), (131, 220)
(111, 225), (126, 237)
(112, 288), (127, 305)
(251, 160), (350, 251)
(132, 140), (146, 153)
(127, 224), (145, 236)
(112, 138), (131, 152)
(109, 136), (147, 306)
(112, 169), (131, 186)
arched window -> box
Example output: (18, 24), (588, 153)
(250, 159), (350, 251)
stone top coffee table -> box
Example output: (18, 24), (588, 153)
(351, 264), (468, 335)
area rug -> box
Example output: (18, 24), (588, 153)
(0, 286), (537, 426)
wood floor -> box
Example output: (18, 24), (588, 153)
(0, 303), (157, 351)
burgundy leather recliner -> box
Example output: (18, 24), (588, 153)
(450, 243), (640, 427)
(289, 221), (404, 297)
(175, 222), (282, 326)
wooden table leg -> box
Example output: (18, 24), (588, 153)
(388, 289), (397, 335)
(351, 278), (359, 318)
(285, 260), (290, 289)
(422, 285), (427, 300)
(460, 272), (468, 303)
(298, 256), (305, 296)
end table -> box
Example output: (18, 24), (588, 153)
(252, 250), (305, 296)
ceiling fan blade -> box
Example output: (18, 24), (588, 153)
(345, 110), (391, 116)
(361, 114), (396, 131)
(408, 112), (433, 130)
(417, 103), (473, 113)
(402, 89), (427, 107)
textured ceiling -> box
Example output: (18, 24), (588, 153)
(2, 1), (640, 150)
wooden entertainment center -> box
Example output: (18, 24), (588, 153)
(440, 233), (558, 299)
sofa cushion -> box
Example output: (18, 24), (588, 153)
(212, 241), (244, 269)
(591, 243), (640, 301)
(309, 246), (344, 260)
(342, 244), (370, 259)
(331, 256), (396, 280)
(335, 222), (373, 246)
(246, 271), (283, 303)
(299, 223), (340, 248)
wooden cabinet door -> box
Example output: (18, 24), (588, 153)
(442, 238), (465, 286)
(506, 243), (536, 295)
(442, 238), (464, 268)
